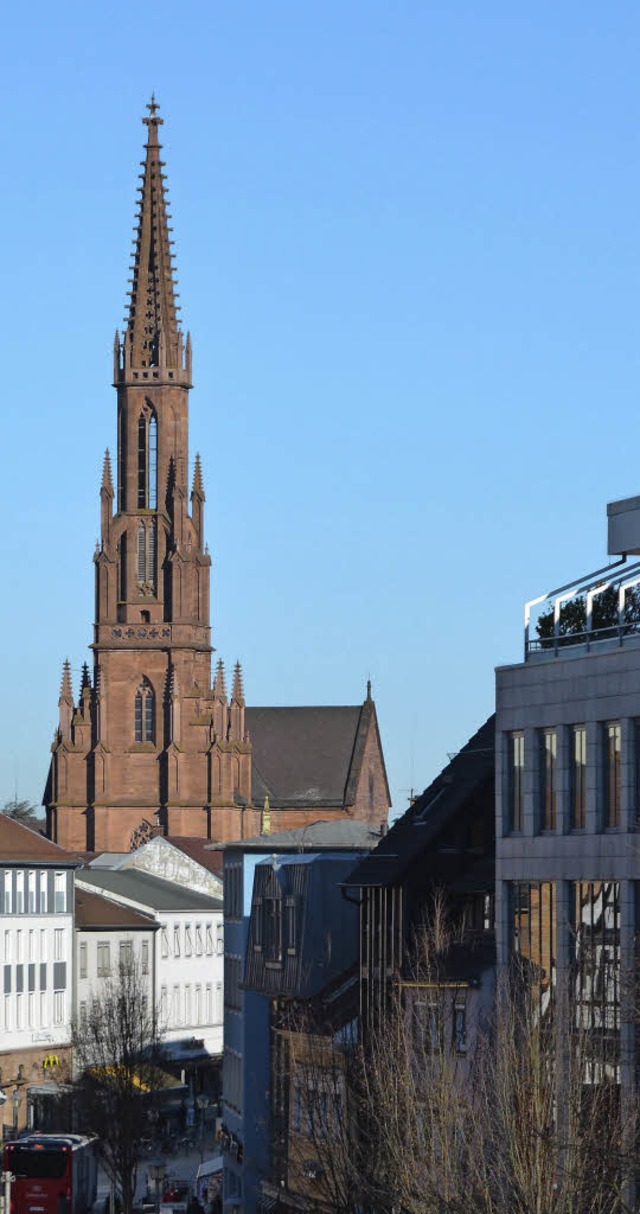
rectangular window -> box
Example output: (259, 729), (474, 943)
(216, 923), (224, 955)
(194, 985), (202, 1025)
(79, 942), (87, 979)
(453, 999), (467, 1053)
(28, 871), (36, 914)
(224, 956), (242, 1012)
(80, 1001), (88, 1028)
(540, 729), (557, 830)
(160, 986), (168, 1021)
(53, 990), (64, 1025)
(16, 993), (23, 1029)
(571, 725), (587, 829)
(16, 871), (24, 914)
(215, 982), (222, 1022)
(28, 930), (35, 962)
(173, 925), (181, 957)
(119, 941), (133, 968)
(16, 930), (23, 962)
(39, 991), (46, 1027)
(206, 984), (213, 1022)
(3, 931), (10, 964)
(224, 864), (242, 919)
(172, 984), (180, 1025)
(507, 731), (525, 831)
(413, 999), (443, 1054)
(185, 924), (193, 957)
(205, 924), (214, 955)
(97, 942), (111, 978)
(195, 924), (203, 956)
(54, 872), (66, 913)
(161, 927), (169, 958)
(28, 992), (35, 1028)
(39, 872), (47, 913)
(185, 985), (192, 1025)
(141, 940), (149, 975)
(54, 929), (64, 962)
(40, 929), (47, 961)
(264, 897), (282, 963)
(604, 722), (621, 827)
(4, 872), (12, 914)
(573, 882), (620, 1064)
(285, 897), (297, 955)
(512, 882), (557, 1001)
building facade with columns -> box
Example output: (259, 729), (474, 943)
(44, 103), (390, 855)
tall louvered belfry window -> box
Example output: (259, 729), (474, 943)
(137, 406), (157, 508)
(135, 677), (155, 743)
(136, 519), (156, 594)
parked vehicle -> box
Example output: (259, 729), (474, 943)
(3, 1133), (98, 1214)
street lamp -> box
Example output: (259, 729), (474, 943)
(12, 1089), (20, 1134)
(147, 1159), (166, 1214)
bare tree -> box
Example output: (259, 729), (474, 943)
(70, 957), (164, 1214)
(280, 903), (637, 1214)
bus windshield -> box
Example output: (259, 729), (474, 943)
(8, 1147), (68, 1180)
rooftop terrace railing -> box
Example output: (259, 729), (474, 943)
(524, 556), (640, 659)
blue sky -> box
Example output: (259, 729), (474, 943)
(2, 2), (640, 817)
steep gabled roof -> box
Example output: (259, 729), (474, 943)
(347, 714), (496, 888)
(0, 814), (79, 865)
(246, 698), (389, 809)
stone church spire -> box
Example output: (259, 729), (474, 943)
(124, 96), (183, 372)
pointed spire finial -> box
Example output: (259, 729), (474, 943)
(191, 453), (204, 498)
(80, 663), (92, 697)
(101, 449), (114, 496)
(366, 678), (372, 702)
(213, 658), (227, 702)
(231, 661), (245, 704)
(125, 101), (181, 370)
(60, 659), (73, 703)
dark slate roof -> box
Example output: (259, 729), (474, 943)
(346, 714), (496, 888)
(220, 818), (383, 853)
(76, 869), (223, 912)
(0, 815), (80, 865)
(246, 705), (365, 808)
(75, 886), (158, 930)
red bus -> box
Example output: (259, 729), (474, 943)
(3, 1134), (98, 1214)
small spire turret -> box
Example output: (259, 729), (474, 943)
(101, 450), (114, 497)
(58, 660), (74, 740)
(213, 658), (227, 702)
(231, 661), (245, 705)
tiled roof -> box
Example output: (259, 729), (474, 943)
(0, 815), (79, 864)
(75, 886), (158, 930)
(246, 706), (363, 807)
(76, 869), (223, 912)
(346, 714), (496, 888)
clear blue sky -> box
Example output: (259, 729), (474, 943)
(2, 1), (640, 818)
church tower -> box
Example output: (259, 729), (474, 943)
(46, 102), (253, 852)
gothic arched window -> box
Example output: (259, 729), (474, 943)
(134, 678), (155, 744)
(137, 407), (157, 509)
(136, 519), (156, 594)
